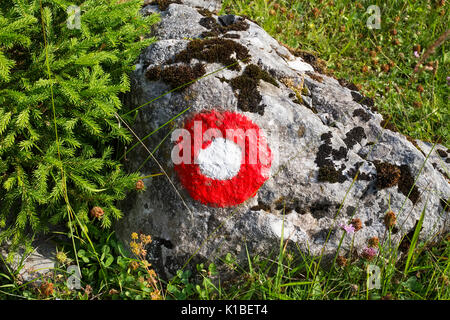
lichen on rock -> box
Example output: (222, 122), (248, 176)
(117, 1), (450, 277)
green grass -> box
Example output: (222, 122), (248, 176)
(221, 0), (449, 147)
(1, 227), (448, 300)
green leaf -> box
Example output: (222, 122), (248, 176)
(104, 255), (114, 268)
(404, 202), (427, 274)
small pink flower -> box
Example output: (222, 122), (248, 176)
(414, 51), (420, 58)
(340, 224), (355, 234)
(447, 76), (450, 86)
(362, 247), (378, 260)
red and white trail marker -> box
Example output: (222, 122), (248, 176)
(173, 110), (272, 207)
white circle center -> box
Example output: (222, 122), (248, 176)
(197, 137), (242, 180)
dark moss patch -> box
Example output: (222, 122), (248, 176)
(405, 135), (425, 156)
(174, 38), (250, 71)
(398, 164), (420, 204)
(315, 143), (334, 168)
(199, 15), (249, 38)
(145, 63), (206, 89)
(332, 146), (348, 161)
(253, 197), (307, 214)
(343, 127), (366, 149)
(145, 66), (162, 81)
(273, 198), (294, 213)
(149, 0), (181, 11)
(438, 168), (450, 181)
(295, 207), (307, 215)
(223, 33), (241, 39)
(310, 200), (338, 219)
(315, 133), (348, 183)
(321, 131), (333, 141)
(207, 214), (222, 232)
(199, 17), (218, 29)
(373, 161), (421, 204)
(312, 228), (336, 244)
(346, 205), (356, 216)
(228, 64), (279, 115)
(350, 91), (375, 109)
(306, 71), (324, 83)
(338, 78), (359, 91)
(250, 200), (271, 212)
(197, 8), (214, 17)
(347, 162), (372, 181)
(437, 149), (448, 158)
(318, 164), (347, 183)
(273, 197), (285, 210)
(374, 161), (401, 189)
(352, 108), (371, 122)
(241, 64), (278, 87)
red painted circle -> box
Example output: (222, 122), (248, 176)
(173, 110), (272, 207)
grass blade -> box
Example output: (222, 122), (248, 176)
(404, 201), (427, 274)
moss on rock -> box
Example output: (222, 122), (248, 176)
(228, 64), (279, 115)
(199, 16), (249, 38)
(174, 38), (250, 71)
(146, 63), (206, 89)
(149, 0), (182, 11)
(374, 161), (401, 189)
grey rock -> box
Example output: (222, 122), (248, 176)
(116, 3), (449, 276)
(0, 238), (56, 283)
(182, 0), (222, 11)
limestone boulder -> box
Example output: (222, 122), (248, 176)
(116, 2), (450, 276)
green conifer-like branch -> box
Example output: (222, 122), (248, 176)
(0, 0), (160, 250)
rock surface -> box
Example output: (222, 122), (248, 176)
(0, 238), (56, 284)
(116, 1), (450, 276)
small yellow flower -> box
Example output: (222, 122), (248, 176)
(148, 269), (157, 278)
(131, 232), (138, 240)
(151, 289), (162, 300)
(130, 241), (140, 255)
(130, 261), (139, 271)
(140, 233), (152, 244)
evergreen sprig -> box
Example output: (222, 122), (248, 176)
(0, 0), (159, 250)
